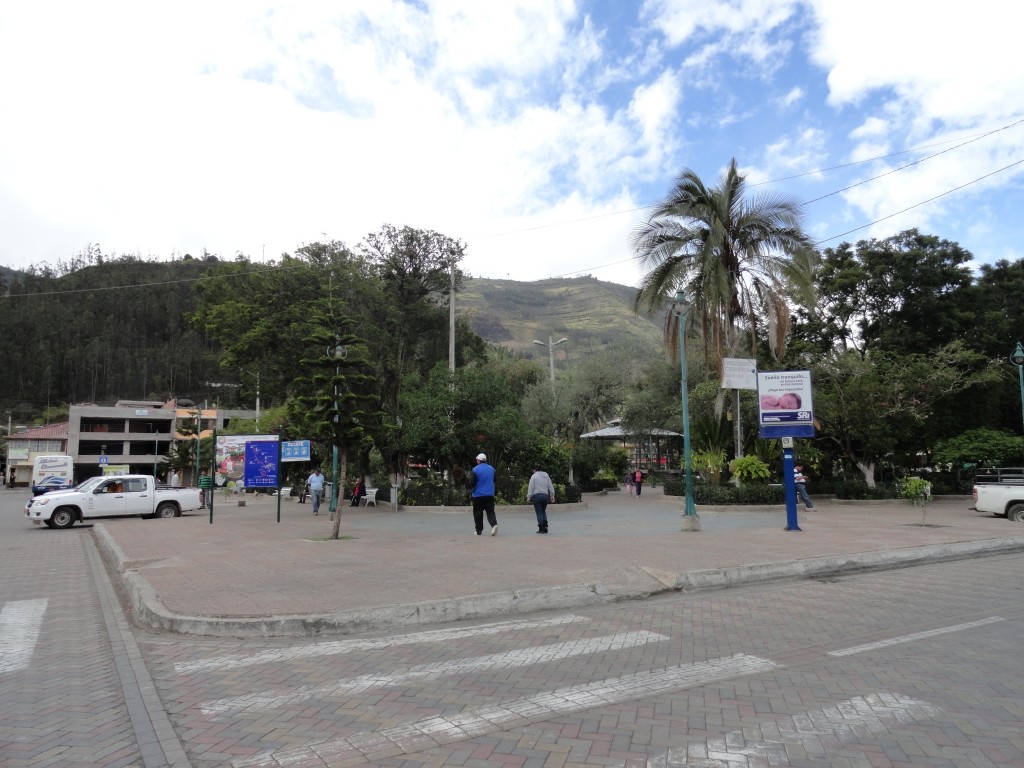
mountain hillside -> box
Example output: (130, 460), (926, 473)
(458, 276), (666, 367)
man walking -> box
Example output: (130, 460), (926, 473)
(307, 467), (325, 515)
(794, 463), (814, 509)
(469, 453), (498, 536)
(527, 464), (556, 534)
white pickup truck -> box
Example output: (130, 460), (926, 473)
(972, 468), (1024, 523)
(25, 475), (203, 529)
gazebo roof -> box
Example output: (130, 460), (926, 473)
(580, 426), (681, 439)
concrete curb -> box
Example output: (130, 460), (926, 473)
(94, 523), (1024, 639)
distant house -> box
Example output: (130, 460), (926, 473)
(6, 422), (70, 488)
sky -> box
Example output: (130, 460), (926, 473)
(1, 0), (1022, 288)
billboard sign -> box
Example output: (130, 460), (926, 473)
(244, 440), (279, 488)
(757, 370), (815, 438)
(721, 358), (758, 390)
(281, 440), (311, 462)
(215, 434), (277, 487)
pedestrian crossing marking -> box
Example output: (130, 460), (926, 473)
(176, 613), (591, 674)
(230, 654), (778, 767)
(204, 630), (669, 715)
(0, 598), (47, 674)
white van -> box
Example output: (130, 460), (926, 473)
(31, 455), (75, 496)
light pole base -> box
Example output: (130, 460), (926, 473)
(680, 514), (701, 532)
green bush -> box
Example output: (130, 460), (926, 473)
(663, 479), (785, 505)
(832, 480), (898, 500)
(728, 455), (771, 483)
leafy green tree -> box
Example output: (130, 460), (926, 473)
(633, 158), (814, 362)
(288, 300), (376, 539)
(933, 428), (1024, 467)
(359, 224), (469, 478)
(790, 229), (975, 358)
(811, 343), (998, 486)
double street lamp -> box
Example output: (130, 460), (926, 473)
(674, 290), (700, 531)
(328, 338), (347, 514)
(532, 335), (568, 388)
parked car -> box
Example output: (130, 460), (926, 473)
(971, 467), (1024, 522)
(25, 475), (203, 529)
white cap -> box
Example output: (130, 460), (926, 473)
(476, 453), (487, 461)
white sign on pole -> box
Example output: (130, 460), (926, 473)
(721, 358), (758, 390)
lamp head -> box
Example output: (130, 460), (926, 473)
(1011, 341), (1024, 366)
(673, 289), (690, 315)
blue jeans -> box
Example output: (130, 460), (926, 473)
(310, 489), (323, 513)
(795, 483), (813, 508)
(531, 493), (550, 528)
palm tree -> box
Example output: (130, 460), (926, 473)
(633, 158), (813, 362)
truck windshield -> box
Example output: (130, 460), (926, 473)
(76, 478), (104, 493)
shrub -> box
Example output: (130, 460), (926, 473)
(663, 479), (785, 505)
(728, 455), (771, 484)
(832, 481), (898, 500)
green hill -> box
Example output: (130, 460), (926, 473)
(458, 276), (666, 367)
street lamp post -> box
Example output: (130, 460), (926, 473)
(674, 290), (700, 531)
(533, 334), (571, 480)
(1011, 342), (1024, 442)
(532, 335), (568, 388)
(328, 337), (347, 515)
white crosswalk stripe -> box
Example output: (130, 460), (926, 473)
(203, 630), (668, 715)
(649, 692), (940, 767)
(176, 613), (590, 674)
(232, 654), (779, 767)
(0, 598), (48, 674)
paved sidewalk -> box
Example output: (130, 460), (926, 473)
(92, 488), (1024, 638)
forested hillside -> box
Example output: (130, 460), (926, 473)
(0, 252), (658, 423)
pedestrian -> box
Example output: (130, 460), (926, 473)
(170, 470), (181, 488)
(306, 467), (325, 515)
(624, 470), (634, 496)
(469, 452), (498, 536)
(794, 463), (814, 509)
(633, 468), (644, 496)
(198, 470), (213, 508)
(350, 477), (366, 507)
(527, 464), (556, 534)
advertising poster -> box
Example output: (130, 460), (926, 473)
(215, 434), (277, 487)
(244, 440), (279, 488)
(757, 370), (815, 438)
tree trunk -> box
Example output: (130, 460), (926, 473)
(856, 460), (876, 488)
(330, 446), (348, 539)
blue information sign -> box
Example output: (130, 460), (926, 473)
(243, 441), (279, 488)
(281, 440), (311, 462)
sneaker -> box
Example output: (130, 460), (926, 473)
(491, 524), (499, 536)
(475, 531), (482, 536)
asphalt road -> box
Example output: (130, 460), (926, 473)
(3, 487), (1023, 767)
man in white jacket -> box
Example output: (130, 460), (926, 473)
(526, 465), (556, 534)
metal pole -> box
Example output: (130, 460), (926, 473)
(675, 292), (700, 531)
(1015, 342), (1024, 437)
(548, 334), (556, 385)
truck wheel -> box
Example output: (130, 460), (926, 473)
(51, 507), (76, 529)
(43, 519), (56, 528)
(156, 502), (178, 519)
(1008, 503), (1024, 523)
